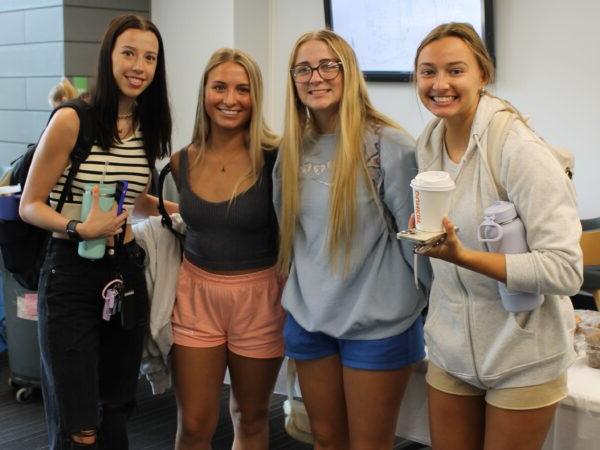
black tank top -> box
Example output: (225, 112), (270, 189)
(178, 148), (278, 271)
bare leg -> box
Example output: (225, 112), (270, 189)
(344, 365), (414, 450)
(295, 355), (349, 450)
(227, 352), (283, 450)
(427, 385), (486, 450)
(484, 402), (558, 450)
(172, 343), (228, 450)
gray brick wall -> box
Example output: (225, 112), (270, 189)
(0, 0), (149, 168)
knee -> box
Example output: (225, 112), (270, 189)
(70, 429), (97, 448)
(178, 411), (219, 444)
(230, 402), (269, 435)
(310, 424), (348, 450)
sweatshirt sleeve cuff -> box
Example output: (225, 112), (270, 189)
(506, 253), (538, 293)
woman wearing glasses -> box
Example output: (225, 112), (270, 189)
(274, 30), (426, 450)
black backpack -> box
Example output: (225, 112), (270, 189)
(0, 98), (95, 290)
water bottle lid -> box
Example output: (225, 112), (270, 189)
(483, 201), (517, 223)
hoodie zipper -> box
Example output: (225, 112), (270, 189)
(450, 156), (484, 388)
(454, 264), (483, 387)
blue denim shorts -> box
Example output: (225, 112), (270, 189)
(284, 314), (425, 370)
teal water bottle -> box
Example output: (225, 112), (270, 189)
(78, 183), (115, 259)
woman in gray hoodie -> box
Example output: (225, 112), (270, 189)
(413, 23), (582, 450)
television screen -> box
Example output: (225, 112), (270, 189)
(324, 0), (494, 81)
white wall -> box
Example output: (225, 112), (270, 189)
(151, 0), (235, 154)
(233, 0), (272, 126)
(152, 0), (600, 219)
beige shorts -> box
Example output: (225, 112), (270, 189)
(426, 362), (568, 410)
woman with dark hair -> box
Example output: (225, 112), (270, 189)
(19, 14), (175, 449)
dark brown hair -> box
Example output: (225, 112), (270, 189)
(91, 14), (172, 166)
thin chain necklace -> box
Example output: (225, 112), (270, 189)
(118, 111), (134, 120)
(210, 149), (244, 173)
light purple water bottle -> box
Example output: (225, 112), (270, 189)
(478, 201), (544, 312)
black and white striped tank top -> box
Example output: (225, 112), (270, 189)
(49, 129), (151, 222)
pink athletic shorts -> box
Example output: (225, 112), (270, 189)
(172, 258), (285, 358)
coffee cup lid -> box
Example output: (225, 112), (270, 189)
(410, 171), (455, 191)
(483, 201), (517, 223)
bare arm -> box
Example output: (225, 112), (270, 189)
(413, 216), (507, 283)
(133, 190), (179, 217)
(19, 108), (127, 240)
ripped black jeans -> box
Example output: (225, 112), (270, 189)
(37, 239), (148, 450)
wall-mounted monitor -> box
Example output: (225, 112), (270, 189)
(324, 0), (494, 82)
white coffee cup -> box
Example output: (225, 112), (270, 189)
(410, 171), (455, 232)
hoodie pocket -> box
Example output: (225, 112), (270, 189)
(424, 299), (475, 378)
(474, 302), (571, 383)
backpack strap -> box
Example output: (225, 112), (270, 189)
(157, 162), (185, 244)
(49, 98), (95, 212)
(365, 128), (431, 294)
(364, 130), (398, 234)
(483, 110), (515, 201)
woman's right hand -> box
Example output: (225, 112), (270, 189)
(77, 186), (128, 240)
(415, 217), (465, 264)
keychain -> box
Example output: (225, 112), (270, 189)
(101, 277), (124, 321)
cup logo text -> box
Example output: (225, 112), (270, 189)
(415, 190), (421, 224)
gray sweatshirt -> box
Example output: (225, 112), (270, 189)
(417, 95), (582, 389)
(273, 127), (426, 340)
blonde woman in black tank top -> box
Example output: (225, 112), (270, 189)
(169, 48), (281, 450)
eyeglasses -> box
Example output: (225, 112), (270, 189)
(290, 60), (343, 82)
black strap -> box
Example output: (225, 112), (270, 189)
(49, 99), (95, 212)
(157, 163), (185, 241)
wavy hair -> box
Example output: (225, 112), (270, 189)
(190, 48), (278, 187)
(278, 29), (406, 274)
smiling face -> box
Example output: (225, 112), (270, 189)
(111, 28), (159, 101)
(293, 39), (343, 132)
(204, 61), (252, 133)
(416, 36), (486, 126)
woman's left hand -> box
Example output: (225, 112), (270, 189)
(415, 217), (466, 265)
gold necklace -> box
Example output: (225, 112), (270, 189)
(118, 111), (134, 120)
(211, 150), (243, 173)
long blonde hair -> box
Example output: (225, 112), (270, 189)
(278, 30), (405, 274)
(190, 48), (278, 185)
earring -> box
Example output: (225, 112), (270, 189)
(479, 87), (487, 97)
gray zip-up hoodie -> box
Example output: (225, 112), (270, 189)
(417, 95), (582, 389)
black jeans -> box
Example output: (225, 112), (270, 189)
(37, 239), (148, 450)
